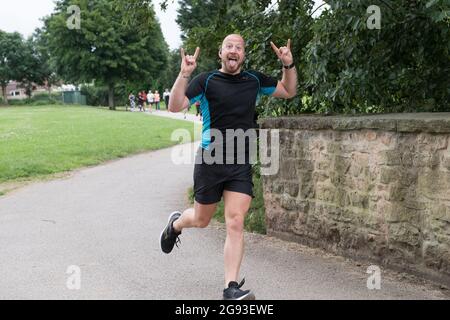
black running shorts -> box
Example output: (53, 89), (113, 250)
(193, 162), (254, 205)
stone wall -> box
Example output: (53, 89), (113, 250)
(259, 113), (450, 285)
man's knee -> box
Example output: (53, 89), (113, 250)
(194, 215), (211, 228)
(226, 212), (245, 233)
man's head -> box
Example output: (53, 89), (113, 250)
(219, 34), (246, 75)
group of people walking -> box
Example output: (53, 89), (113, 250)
(128, 89), (171, 112)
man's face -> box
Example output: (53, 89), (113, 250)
(219, 35), (245, 74)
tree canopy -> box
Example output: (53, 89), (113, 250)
(44, 0), (168, 109)
(0, 31), (49, 104)
(4, 0), (448, 113)
(304, 0), (450, 113)
(0, 31), (23, 104)
(173, 0), (449, 114)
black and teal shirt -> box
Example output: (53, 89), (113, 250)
(186, 70), (277, 151)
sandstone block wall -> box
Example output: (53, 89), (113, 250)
(260, 113), (450, 285)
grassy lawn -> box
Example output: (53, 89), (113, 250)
(115, 102), (199, 115)
(0, 105), (199, 184)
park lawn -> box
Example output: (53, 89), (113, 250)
(123, 102), (199, 115)
(0, 105), (199, 184)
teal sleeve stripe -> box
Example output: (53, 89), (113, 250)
(200, 98), (211, 150)
(261, 86), (276, 96)
(189, 93), (203, 106)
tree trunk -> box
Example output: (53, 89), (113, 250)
(46, 79), (52, 95)
(25, 84), (33, 100)
(108, 84), (115, 110)
(1, 85), (8, 105)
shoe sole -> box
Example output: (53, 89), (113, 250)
(160, 211), (181, 254)
(224, 291), (256, 301)
(238, 291), (256, 300)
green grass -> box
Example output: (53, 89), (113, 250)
(158, 101), (198, 115)
(0, 105), (199, 183)
(123, 102), (199, 115)
(188, 168), (266, 234)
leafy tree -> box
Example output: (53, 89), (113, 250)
(0, 31), (48, 103)
(19, 38), (50, 99)
(32, 28), (60, 94)
(126, 0), (450, 114)
(163, 49), (182, 91)
(175, 0), (315, 116)
(0, 31), (25, 104)
(304, 0), (450, 113)
(45, 0), (168, 109)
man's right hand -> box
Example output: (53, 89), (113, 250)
(180, 47), (200, 77)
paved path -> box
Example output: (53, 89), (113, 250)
(0, 143), (448, 300)
(133, 109), (202, 123)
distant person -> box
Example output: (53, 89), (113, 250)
(142, 91), (148, 112)
(128, 92), (136, 111)
(147, 90), (154, 111)
(163, 89), (170, 111)
(195, 100), (202, 120)
(183, 102), (191, 119)
(137, 91), (144, 111)
(154, 91), (161, 110)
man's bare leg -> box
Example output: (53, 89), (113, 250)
(173, 201), (217, 232)
(223, 190), (252, 287)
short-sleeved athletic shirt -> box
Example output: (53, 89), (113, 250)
(186, 70), (277, 158)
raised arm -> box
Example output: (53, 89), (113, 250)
(270, 39), (297, 99)
(168, 47), (200, 113)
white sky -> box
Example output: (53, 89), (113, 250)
(0, 0), (326, 49)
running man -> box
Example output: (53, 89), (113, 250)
(160, 34), (297, 300)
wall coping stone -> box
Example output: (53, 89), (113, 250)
(259, 113), (450, 133)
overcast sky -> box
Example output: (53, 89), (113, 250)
(0, 0), (326, 50)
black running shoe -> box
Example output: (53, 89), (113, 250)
(223, 278), (255, 300)
(160, 211), (182, 254)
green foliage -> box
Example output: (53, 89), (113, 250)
(81, 85), (113, 107)
(0, 31), (49, 104)
(0, 31), (24, 103)
(31, 28), (60, 92)
(68, 0), (448, 113)
(160, 49), (182, 93)
(7, 93), (63, 106)
(304, 0), (450, 114)
(19, 38), (51, 98)
(174, 0), (448, 114)
(175, 0), (316, 117)
(44, 0), (168, 108)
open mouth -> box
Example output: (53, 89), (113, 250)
(228, 57), (239, 67)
